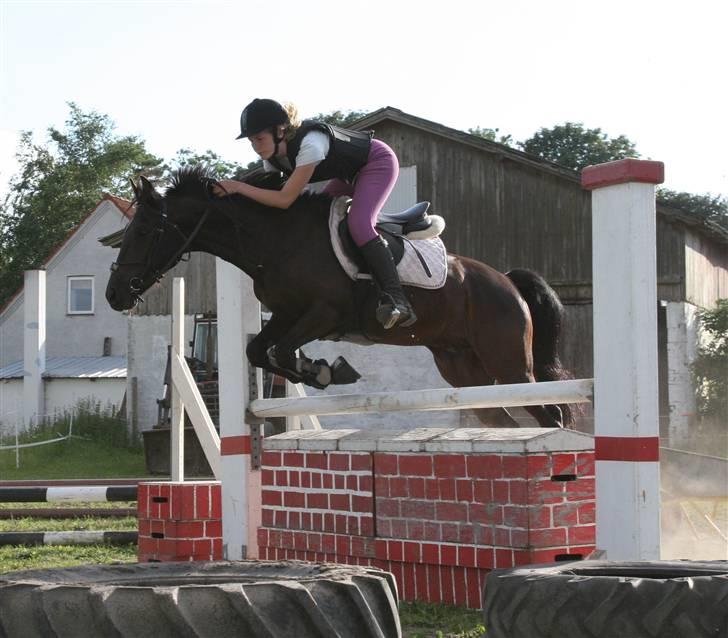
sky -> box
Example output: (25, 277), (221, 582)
(1, 0), (726, 199)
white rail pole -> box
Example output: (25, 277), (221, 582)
(583, 159), (664, 561)
(250, 378), (593, 418)
(170, 278), (185, 482)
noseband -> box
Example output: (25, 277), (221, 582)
(110, 199), (212, 300)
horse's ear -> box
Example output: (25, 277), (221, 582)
(129, 177), (140, 200)
(139, 175), (161, 205)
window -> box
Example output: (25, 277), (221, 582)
(68, 276), (94, 314)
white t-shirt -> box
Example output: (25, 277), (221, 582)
(263, 130), (330, 174)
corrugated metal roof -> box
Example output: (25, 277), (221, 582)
(0, 357), (127, 380)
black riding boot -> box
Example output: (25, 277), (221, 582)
(360, 236), (417, 329)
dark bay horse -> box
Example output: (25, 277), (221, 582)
(106, 167), (572, 427)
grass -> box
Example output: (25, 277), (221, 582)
(0, 415), (488, 636)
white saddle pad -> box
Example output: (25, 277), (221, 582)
(328, 197), (448, 290)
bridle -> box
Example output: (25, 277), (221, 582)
(110, 198), (212, 301)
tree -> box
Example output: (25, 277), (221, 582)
(657, 189), (728, 231)
(0, 103), (163, 305)
(519, 122), (639, 172)
(310, 109), (370, 128)
(692, 299), (728, 418)
(165, 148), (243, 181)
(468, 126), (513, 146)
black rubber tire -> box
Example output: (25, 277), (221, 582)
(482, 560), (728, 638)
(0, 560), (401, 638)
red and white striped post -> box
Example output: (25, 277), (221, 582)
(582, 159), (664, 560)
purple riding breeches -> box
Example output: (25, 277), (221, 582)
(323, 139), (399, 247)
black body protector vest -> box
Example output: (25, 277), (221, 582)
(267, 120), (374, 183)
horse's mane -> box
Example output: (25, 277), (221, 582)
(165, 165), (332, 216)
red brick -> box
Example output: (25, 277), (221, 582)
(494, 527), (512, 546)
(530, 527), (568, 548)
(467, 455), (503, 479)
(453, 567), (467, 607)
(568, 525), (596, 546)
(399, 454), (433, 477)
(509, 480), (528, 505)
(352, 495), (373, 513)
(424, 522), (441, 542)
(311, 472), (322, 489)
(257, 528), (269, 547)
(312, 512), (322, 530)
(577, 452), (595, 477)
(456, 479), (474, 502)
(137, 485), (149, 518)
(138, 519), (151, 536)
(275, 470), (288, 487)
(289, 471), (300, 488)
(503, 506), (528, 528)
(377, 498), (400, 518)
(306, 452), (327, 469)
(375, 539), (388, 560)
(205, 520), (222, 538)
(440, 544), (457, 566)
(176, 521), (205, 538)
(329, 453), (350, 471)
(261, 469), (275, 487)
(441, 523), (459, 543)
(553, 503), (579, 526)
(178, 485), (196, 520)
(425, 479), (440, 500)
(377, 517), (392, 537)
(300, 471), (311, 488)
(262, 489), (282, 507)
(307, 492), (328, 510)
(476, 547), (494, 569)
(375, 453), (398, 475)
(579, 502), (596, 524)
(470, 503), (502, 526)
(321, 533), (336, 553)
(427, 564), (441, 603)
(322, 474), (333, 489)
(192, 538), (212, 555)
(513, 550), (532, 566)
(529, 506), (553, 529)
(495, 549), (514, 568)
(458, 545), (476, 568)
(466, 567), (483, 610)
(408, 477), (426, 499)
(293, 531), (307, 551)
(348, 516), (361, 536)
(280, 531), (294, 549)
(388, 540), (404, 562)
(566, 478), (595, 501)
(390, 518), (407, 538)
(213, 538), (223, 559)
(439, 479), (456, 501)
(407, 520), (425, 540)
(351, 453), (372, 471)
(261, 508), (274, 527)
(283, 491), (305, 508)
(359, 475), (373, 493)
(283, 451), (304, 467)
(335, 474), (345, 490)
(173, 539), (194, 559)
(211, 486), (222, 518)
(434, 454), (466, 478)
(360, 516), (374, 537)
(263, 451), (281, 467)
(402, 500), (435, 520)
(502, 456), (528, 479)
(436, 501), (468, 522)
(492, 480), (510, 503)
(422, 542), (440, 564)
(375, 476), (389, 498)
(458, 524), (475, 545)
(346, 475), (358, 491)
(552, 453), (577, 476)
(511, 528), (529, 548)
(274, 510), (286, 527)
(473, 479), (492, 503)
(289, 511), (301, 529)
(404, 541), (421, 563)
(389, 476), (408, 498)
(526, 454), (552, 479)
(402, 562), (416, 601)
(415, 563), (429, 603)
(528, 479), (565, 504)
(324, 513), (334, 532)
(441, 566), (455, 605)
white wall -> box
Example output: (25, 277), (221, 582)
(127, 314), (194, 432)
(0, 200), (129, 367)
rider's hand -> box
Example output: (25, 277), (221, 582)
(213, 180), (238, 197)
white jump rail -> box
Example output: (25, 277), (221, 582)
(251, 378), (593, 418)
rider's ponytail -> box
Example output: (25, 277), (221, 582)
(283, 102), (301, 141)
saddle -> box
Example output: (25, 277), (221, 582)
(337, 201), (444, 271)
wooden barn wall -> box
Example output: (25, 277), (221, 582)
(684, 229), (728, 308)
(132, 252), (217, 316)
(655, 215), (686, 302)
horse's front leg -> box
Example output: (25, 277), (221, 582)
(246, 314), (305, 385)
(267, 302), (361, 389)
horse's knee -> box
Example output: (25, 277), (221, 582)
(246, 338), (269, 368)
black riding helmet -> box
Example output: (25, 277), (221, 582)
(236, 98), (289, 139)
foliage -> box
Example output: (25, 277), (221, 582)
(658, 189), (728, 231)
(310, 109), (371, 128)
(467, 126), (513, 146)
(519, 122), (639, 171)
(0, 544), (137, 574)
(692, 299), (728, 418)
(0, 103), (163, 306)
(165, 148), (243, 181)
(399, 601), (485, 637)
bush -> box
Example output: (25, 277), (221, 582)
(692, 299), (728, 418)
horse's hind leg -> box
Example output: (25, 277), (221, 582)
(429, 347), (520, 427)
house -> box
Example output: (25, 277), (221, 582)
(105, 107), (728, 445)
(0, 195), (133, 432)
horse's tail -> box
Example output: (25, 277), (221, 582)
(505, 268), (575, 425)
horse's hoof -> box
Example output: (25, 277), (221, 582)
(331, 356), (361, 384)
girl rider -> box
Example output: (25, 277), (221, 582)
(214, 98), (416, 330)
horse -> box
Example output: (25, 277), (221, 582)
(106, 166), (573, 428)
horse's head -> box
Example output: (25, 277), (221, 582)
(105, 174), (205, 311)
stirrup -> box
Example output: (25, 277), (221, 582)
(376, 301), (417, 330)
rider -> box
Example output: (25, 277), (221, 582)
(214, 98), (416, 330)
